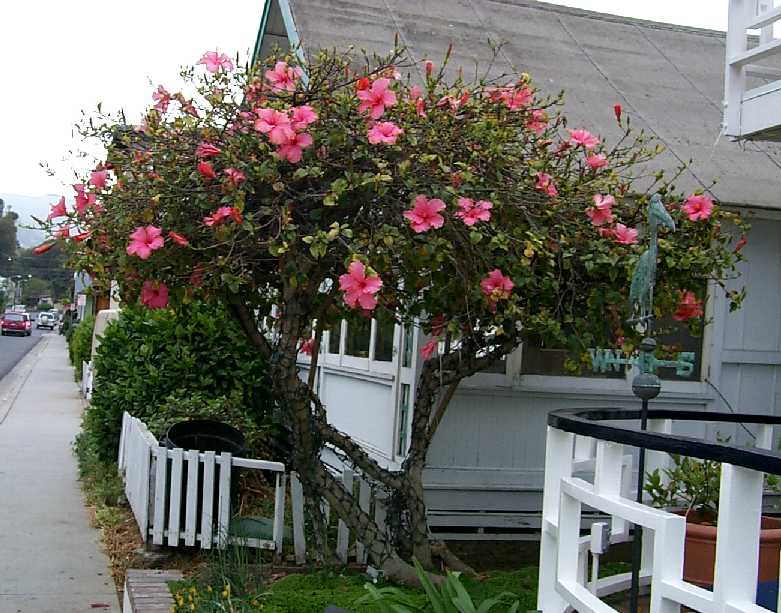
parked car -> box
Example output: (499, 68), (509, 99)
(36, 311), (56, 330)
(1, 312), (32, 336)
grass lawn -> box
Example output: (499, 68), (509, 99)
(171, 566), (540, 612)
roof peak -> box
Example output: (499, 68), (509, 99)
(501, 0), (727, 38)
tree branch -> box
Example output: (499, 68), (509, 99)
(227, 297), (273, 361)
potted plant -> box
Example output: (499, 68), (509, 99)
(645, 454), (781, 587)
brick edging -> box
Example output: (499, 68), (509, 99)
(123, 569), (183, 612)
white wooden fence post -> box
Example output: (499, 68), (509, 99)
(594, 440), (625, 536)
(713, 464), (764, 609)
(152, 446), (168, 545)
(355, 477), (372, 564)
(537, 426), (574, 613)
(290, 471), (306, 564)
(184, 450), (199, 546)
(167, 448), (184, 547)
(200, 451), (216, 549)
(273, 472), (287, 556)
(725, 0), (750, 136)
(216, 452), (232, 549)
(649, 513), (686, 613)
(336, 468), (354, 563)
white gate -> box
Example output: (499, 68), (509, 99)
(117, 412), (286, 551)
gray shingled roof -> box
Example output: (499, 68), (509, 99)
(259, 0), (781, 209)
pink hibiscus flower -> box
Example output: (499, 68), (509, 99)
(168, 231), (189, 247)
(196, 142), (221, 158)
(420, 338), (438, 360)
(152, 85), (171, 112)
(47, 196), (67, 220)
(204, 206), (242, 227)
(480, 269), (514, 303)
(673, 291), (704, 321)
(357, 78), (397, 120)
(526, 109), (548, 135)
(127, 225), (165, 260)
(586, 194), (615, 226)
(586, 153), (608, 170)
(367, 121), (403, 145)
(338, 261), (383, 311)
(254, 108), (295, 145)
(290, 105), (318, 131)
(73, 184), (96, 216)
(682, 194), (714, 221)
(265, 61), (303, 93)
(569, 128), (600, 149)
(140, 280), (169, 309)
(277, 132), (314, 163)
(403, 195), (446, 233)
(455, 197), (493, 226)
(197, 161), (217, 180)
(224, 168), (246, 185)
(614, 223), (639, 245)
(90, 170), (108, 189)
(503, 86), (533, 110)
(198, 51), (234, 73)
(535, 172), (558, 198)
(300, 338), (316, 356)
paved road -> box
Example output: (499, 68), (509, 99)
(0, 325), (49, 381)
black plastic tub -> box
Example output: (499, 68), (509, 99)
(161, 419), (247, 457)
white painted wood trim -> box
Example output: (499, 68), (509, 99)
(200, 451), (215, 549)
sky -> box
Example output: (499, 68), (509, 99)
(0, 1), (730, 200)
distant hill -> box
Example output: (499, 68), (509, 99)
(0, 193), (53, 248)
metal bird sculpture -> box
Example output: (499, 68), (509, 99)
(628, 194), (675, 331)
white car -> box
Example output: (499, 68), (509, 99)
(36, 311), (56, 330)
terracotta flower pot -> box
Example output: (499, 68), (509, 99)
(682, 513), (781, 586)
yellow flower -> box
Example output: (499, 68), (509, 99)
(206, 585), (213, 593)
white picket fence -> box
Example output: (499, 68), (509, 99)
(538, 419), (778, 613)
(287, 467), (389, 565)
(117, 412), (286, 551)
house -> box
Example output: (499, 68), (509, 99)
(255, 0), (781, 537)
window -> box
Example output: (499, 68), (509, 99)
(345, 318), (371, 358)
(521, 341), (624, 379)
(374, 320), (395, 362)
(328, 324), (341, 354)
(397, 383), (411, 456)
(655, 318), (703, 382)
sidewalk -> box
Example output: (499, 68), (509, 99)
(0, 334), (119, 612)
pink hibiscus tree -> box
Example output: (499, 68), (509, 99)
(52, 46), (745, 586)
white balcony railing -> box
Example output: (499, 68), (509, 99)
(725, 1), (781, 140)
(537, 408), (781, 613)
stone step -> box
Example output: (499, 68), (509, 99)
(123, 569), (183, 612)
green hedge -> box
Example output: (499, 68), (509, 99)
(81, 301), (273, 462)
(68, 315), (95, 381)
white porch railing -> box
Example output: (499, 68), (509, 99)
(538, 410), (778, 613)
(117, 412), (286, 551)
(725, 0), (781, 140)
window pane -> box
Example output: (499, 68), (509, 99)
(521, 342), (624, 379)
(328, 325), (341, 354)
(655, 318), (703, 381)
(397, 384), (410, 456)
(402, 325), (414, 368)
(345, 318), (371, 358)
(374, 320), (395, 362)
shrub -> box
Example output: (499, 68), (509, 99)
(81, 301), (273, 462)
(68, 314), (95, 380)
